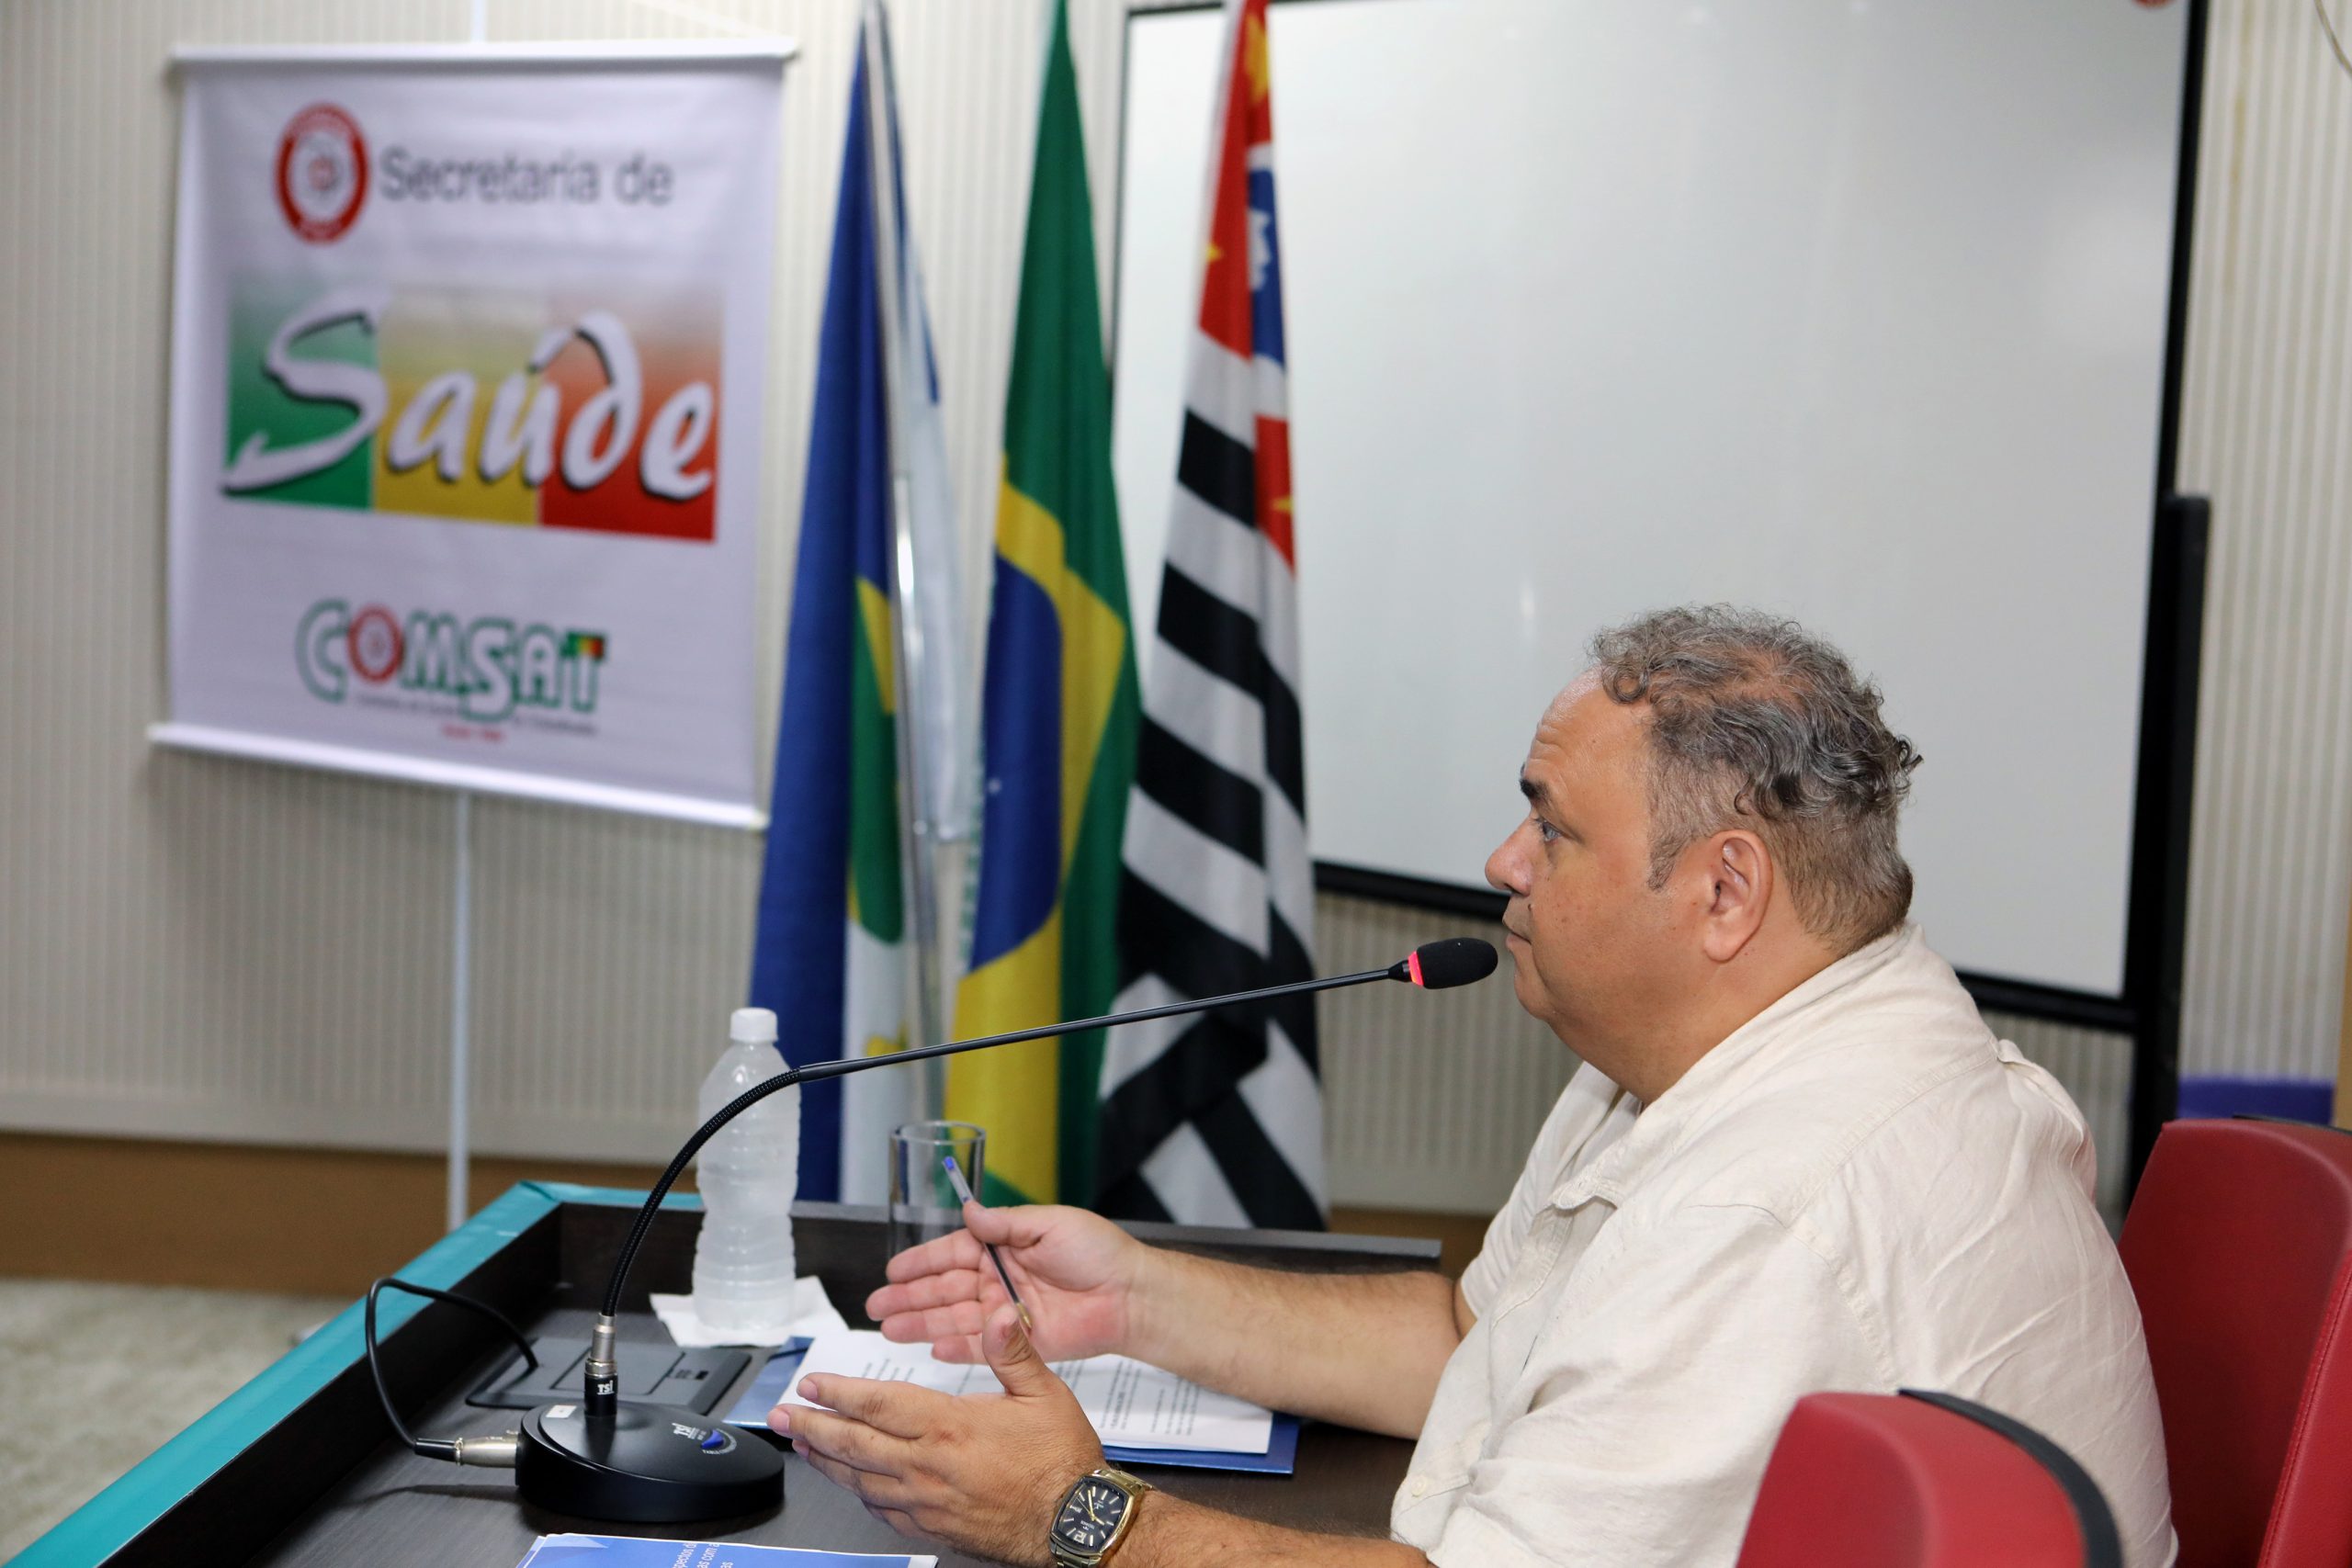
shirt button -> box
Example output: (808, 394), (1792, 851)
(1410, 1479), (1428, 1497)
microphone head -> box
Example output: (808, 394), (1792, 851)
(1390, 938), (1499, 990)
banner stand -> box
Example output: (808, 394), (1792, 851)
(160, 39), (793, 1232)
(448, 789), (472, 1231)
(447, 0), (484, 1245)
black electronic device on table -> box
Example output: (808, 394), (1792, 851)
(468, 1337), (750, 1416)
(366, 938), (1499, 1523)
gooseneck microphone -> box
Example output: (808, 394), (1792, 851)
(1393, 937), (1497, 991)
(463, 938), (1497, 1521)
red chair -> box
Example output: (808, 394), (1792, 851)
(1736, 1389), (2121, 1568)
(2118, 1117), (2352, 1568)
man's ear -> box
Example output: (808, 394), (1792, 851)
(1700, 829), (1772, 962)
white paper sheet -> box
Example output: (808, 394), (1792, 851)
(650, 1277), (851, 1349)
(775, 1330), (1273, 1455)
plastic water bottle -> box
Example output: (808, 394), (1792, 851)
(689, 1006), (799, 1343)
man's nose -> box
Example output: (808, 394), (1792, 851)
(1486, 825), (1528, 896)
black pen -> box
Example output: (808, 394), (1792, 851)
(942, 1154), (1035, 1333)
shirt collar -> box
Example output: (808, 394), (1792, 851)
(1548, 922), (1923, 1211)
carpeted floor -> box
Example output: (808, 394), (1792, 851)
(0, 1278), (346, 1562)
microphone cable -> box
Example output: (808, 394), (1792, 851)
(363, 1275), (536, 1466)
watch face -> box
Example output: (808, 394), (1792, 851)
(1052, 1474), (1133, 1555)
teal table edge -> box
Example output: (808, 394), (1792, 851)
(14, 1180), (703, 1568)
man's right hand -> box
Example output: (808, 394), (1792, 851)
(866, 1200), (1145, 1365)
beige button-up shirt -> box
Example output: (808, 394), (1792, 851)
(1392, 923), (2175, 1568)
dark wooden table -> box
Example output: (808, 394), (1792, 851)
(32, 1184), (1434, 1568)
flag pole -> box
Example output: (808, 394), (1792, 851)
(862, 1), (947, 1069)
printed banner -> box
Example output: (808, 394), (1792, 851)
(160, 50), (789, 824)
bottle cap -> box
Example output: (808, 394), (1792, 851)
(729, 1007), (778, 1045)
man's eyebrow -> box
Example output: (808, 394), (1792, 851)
(1518, 773), (1549, 808)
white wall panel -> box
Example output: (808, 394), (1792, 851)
(2173, 0), (2352, 1089)
(1, 1), (472, 1157)
(0, 0), (1101, 1166)
(0, 0), (2339, 1225)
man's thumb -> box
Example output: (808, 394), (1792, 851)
(983, 1303), (1052, 1395)
(963, 1197), (1013, 1243)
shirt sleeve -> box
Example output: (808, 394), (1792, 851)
(1430, 1204), (1891, 1568)
(1461, 1068), (1618, 1317)
(1459, 1184), (1535, 1322)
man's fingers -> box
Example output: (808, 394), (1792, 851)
(928, 1333), (986, 1364)
(865, 1505), (918, 1537)
(867, 1267), (989, 1323)
(882, 1227), (983, 1284)
(796, 1442), (904, 1506)
(779, 1403), (906, 1472)
(876, 1299), (986, 1346)
(798, 1372), (949, 1439)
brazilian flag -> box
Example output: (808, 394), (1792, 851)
(947, 0), (1140, 1206)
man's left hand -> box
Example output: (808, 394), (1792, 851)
(772, 1303), (1103, 1565)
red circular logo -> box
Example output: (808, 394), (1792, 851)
(347, 605), (404, 683)
(275, 103), (369, 243)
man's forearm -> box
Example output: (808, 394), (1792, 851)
(1118, 1492), (1430, 1568)
(1122, 1252), (1463, 1437)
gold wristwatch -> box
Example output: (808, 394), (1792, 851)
(1047, 1465), (1155, 1566)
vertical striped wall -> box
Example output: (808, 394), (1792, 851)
(2174, 0), (2352, 1092)
(0, 0), (2339, 1224)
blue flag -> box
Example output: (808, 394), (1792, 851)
(751, 32), (934, 1203)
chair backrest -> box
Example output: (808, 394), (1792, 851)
(2118, 1117), (2352, 1568)
(1736, 1389), (2118, 1568)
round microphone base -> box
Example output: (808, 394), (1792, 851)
(517, 1399), (784, 1523)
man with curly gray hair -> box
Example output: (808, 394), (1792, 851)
(1589, 604), (1920, 949)
(1411, 604), (2175, 1567)
(805, 607), (2176, 1568)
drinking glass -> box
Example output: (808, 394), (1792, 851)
(888, 1120), (986, 1264)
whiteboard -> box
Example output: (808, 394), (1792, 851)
(1111, 0), (2188, 998)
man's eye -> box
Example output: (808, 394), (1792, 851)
(1534, 816), (1560, 843)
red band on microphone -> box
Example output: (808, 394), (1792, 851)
(1407, 951), (1425, 987)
